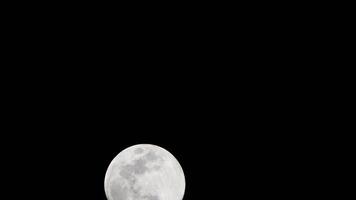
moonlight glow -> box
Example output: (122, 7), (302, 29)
(104, 144), (186, 200)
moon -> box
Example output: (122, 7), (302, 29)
(104, 144), (186, 200)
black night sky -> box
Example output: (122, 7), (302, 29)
(3, 0), (325, 198)
(9, 80), (301, 200)
(3, 66), (311, 200)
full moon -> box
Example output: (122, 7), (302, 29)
(104, 144), (186, 200)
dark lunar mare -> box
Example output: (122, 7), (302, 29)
(115, 150), (162, 200)
(142, 194), (160, 200)
(119, 150), (160, 180)
(134, 147), (144, 154)
(145, 151), (159, 161)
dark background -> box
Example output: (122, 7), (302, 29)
(5, 74), (311, 200)
(1, 2), (325, 199)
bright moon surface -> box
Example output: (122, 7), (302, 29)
(104, 144), (185, 200)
